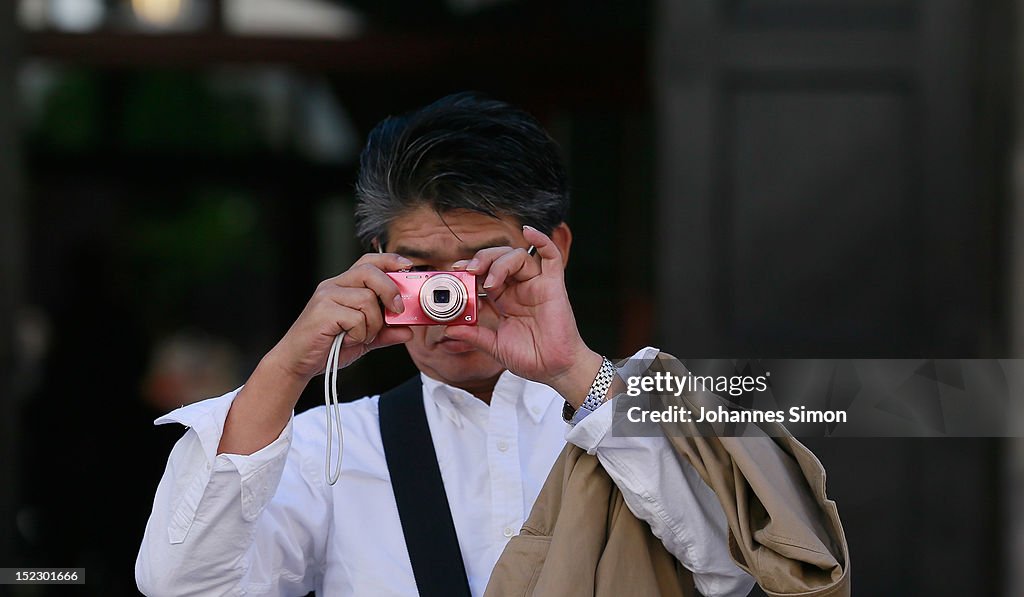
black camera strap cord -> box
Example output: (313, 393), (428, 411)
(379, 376), (473, 597)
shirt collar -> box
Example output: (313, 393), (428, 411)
(418, 370), (555, 427)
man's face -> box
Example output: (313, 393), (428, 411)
(382, 205), (529, 396)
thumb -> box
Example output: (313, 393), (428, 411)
(443, 324), (498, 356)
(367, 326), (413, 350)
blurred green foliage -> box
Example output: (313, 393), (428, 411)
(127, 187), (280, 333)
(33, 69), (102, 150)
(30, 69), (267, 154)
(119, 72), (264, 153)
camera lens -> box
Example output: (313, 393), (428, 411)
(419, 274), (468, 323)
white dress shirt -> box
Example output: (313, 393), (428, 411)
(136, 346), (754, 596)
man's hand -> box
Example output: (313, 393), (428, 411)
(445, 225), (603, 408)
(265, 252), (415, 384)
(219, 253), (414, 455)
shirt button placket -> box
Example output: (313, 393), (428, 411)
(488, 382), (526, 547)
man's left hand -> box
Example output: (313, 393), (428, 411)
(445, 225), (603, 408)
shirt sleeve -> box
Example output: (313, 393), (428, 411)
(564, 347), (755, 597)
(135, 389), (330, 597)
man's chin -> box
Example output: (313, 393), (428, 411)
(435, 338), (477, 355)
(411, 346), (505, 388)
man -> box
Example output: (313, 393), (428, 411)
(136, 93), (755, 596)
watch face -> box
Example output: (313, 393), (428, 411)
(562, 401), (577, 424)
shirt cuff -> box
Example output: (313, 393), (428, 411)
(565, 345), (661, 451)
(216, 423), (294, 521)
(154, 389), (296, 540)
(565, 395), (615, 453)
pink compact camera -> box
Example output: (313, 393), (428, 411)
(384, 271), (478, 326)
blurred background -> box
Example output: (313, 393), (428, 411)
(0, 0), (1020, 595)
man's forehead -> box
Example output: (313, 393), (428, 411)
(392, 237), (512, 260)
(384, 207), (522, 256)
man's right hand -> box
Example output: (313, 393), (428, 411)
(265, 253), (416, 384)
(218, 253), (415, 456)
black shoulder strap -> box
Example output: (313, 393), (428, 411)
(378, 376), (472, 597)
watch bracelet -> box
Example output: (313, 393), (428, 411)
(562, 356), (617, 425)
(580, 356), (617, 410)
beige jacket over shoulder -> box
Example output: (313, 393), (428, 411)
(485, 352), (850, 597)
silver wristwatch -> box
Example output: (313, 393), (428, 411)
(562, 356), (617, 426)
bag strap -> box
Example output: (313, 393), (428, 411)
(378, 375), (472, 597)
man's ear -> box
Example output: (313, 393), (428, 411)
(550, 222), (573, 266)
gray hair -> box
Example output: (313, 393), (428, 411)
(354, 92), (569, 248)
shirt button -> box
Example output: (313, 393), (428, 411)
(497, 440), (509, 452)
(503, 527), (514, 538)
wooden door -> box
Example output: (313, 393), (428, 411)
(654, 1), (1009, 594)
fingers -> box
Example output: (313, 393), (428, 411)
(452, 226), (562, 288)
(452, 246), (514, 275)
(314, 300), (372, 346)
(521, 225), (563, 275)
(366, 326), (413, 350)
(313, 251), (418, 346)
(326, 253), (411, 314)
(310, 284), (385, 346)
(327, 287), (385, 345)
(484, 248), (538, 293)
(352, 252), (415, 273)
(280, 253), (417, 379)
(454, 249), (544, 300)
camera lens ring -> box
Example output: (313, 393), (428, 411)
(419, 273), (468, 323)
